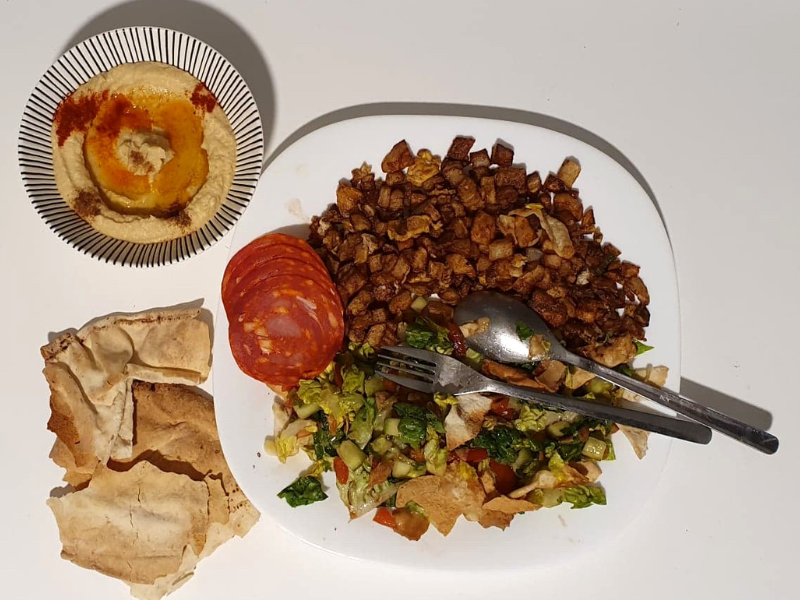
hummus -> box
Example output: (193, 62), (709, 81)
(51, 62), (236, 243)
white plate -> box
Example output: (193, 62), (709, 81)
(213, 115), (679, 569)
(18, 27), (264, 266)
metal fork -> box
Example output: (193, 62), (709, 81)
(376, 346), (712, 444)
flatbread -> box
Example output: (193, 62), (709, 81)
(43, 309), (211, 474)
(47, 462), (209, 585)
(112, 382), (260, 537)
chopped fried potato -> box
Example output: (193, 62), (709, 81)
(381, 140), (415, 173)
(557, 158), (581, 187)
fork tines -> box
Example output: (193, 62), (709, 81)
(375, 347), (437, 386)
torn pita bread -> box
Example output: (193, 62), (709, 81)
(113, 382), (260, 537)
(444, 393), (493, 450)
(43, 309), (211, 474)
(128, 477), (233, 600)
(47, 462), (209, 585)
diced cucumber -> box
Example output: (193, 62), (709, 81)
(392, 459), (413, 478)
(512, 448), (533, 471)
(337, 440), (366, 470)
(586, 378), (614, 395)
(546, 421), (572, 439)
(384, 418), (401, 437)
(410, 296), (428, 311)
(294, 402), (320, 419)
(371, 436), (392, 456)
(582, 437), (607, 460)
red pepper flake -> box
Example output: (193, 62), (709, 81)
(53, 90), (108, 146)
(190, 82), (217, 113)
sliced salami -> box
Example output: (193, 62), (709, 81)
(222, 233), (328, 297)
(222, 255), (337, 318)
(228, 276), (344, 387)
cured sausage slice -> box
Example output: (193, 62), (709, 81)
(222, 233), (328, 295)
(228, 276), (344, 387)
(222, 255), (338, 318)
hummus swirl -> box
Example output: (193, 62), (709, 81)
(51, 63), (236, 243)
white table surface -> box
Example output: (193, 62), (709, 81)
(1, 0), (797, 598)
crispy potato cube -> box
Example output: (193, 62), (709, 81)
(491, 142), (514, 166)
(557, 158), (581, 187)
(381, 140), (415, 173)
(446, 136), (475, 161)
(470, 149), (491, 168)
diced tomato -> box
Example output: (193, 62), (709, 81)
(383, 378), (398, 392)
(284, 396), (294, 409)
(611, 424), (620, 434)
(446, 324), (468, 357)
(578, 426), (590, 443)
(373, 507), (396, 529)
(490, 398), (518, 420)
(465, 448), (488, 464)
(333, 457), (349, 484)
(489, 460), (517, 495)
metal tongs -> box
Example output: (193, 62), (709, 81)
(376, 346), (712, 445)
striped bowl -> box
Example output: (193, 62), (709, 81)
(18, 27), (264, 267)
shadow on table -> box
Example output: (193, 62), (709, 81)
(62, 0), (276, 153)
(680, 378), (773, 431)
(264, 102), (672, 242)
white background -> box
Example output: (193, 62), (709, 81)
(1, 0), (797, 599)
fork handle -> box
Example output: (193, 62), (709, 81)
(477, 380), (713, 445)
(569, 358), (779, 455)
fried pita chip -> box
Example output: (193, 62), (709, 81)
(620, 426), (649, 459)
(478, 509), (515, 530)
(444, 393), (493, 450)
(47, 462), (209, 585)
(396, 462), (486, 536)
(618, 365), (669, 458)
(483, 495), (539, 513)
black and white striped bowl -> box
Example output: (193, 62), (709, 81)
(18, 27), (264, 267)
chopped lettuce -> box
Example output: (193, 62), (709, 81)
(514, 405), (551, 433)
(423, 437), (447, 476)
(562, 485), (607, 509)
(277, 476), (327, 507)
(275, 419), (317, 463)
(398, 416), (427, 448)
(349, 395), (377, 448)
(405, 318), (453, 355)
(341, 364), (366, 394)
(296, 378), (325, 405)
(634, 340), (654, 355)
(472, 426), (539, 465)
(337, 466), (399, 518)
(348, 341), (376, 361)
(433, 392), (459, 412)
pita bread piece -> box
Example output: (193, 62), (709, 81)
(47, 462), (209, 585)
(113, 382), (260, 537)
(43, 308), (212, 474)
